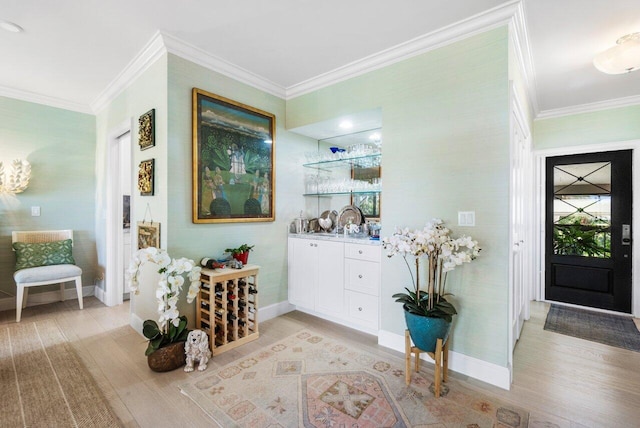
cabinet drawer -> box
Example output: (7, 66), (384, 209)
(345, 290), (379, 328)
(344, 259), (379, 296)
(345, 243), (381, 262)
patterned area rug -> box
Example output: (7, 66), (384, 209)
(0, 319), (121, 427)
(544, 304), (640, 352)
(179, 330), (529, 427)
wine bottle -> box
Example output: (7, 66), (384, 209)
(214, 309), (225, 317)
(228, 293), (236, 300)
(227, 313), (237, 321)
(201, 302), (210, 311)
(248, 286), (258, 294)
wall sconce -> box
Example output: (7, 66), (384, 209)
(0, 159), (31, 194)
(593, 33), (640, 74)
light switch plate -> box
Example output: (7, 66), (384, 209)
(31, 206), (40, 216)
(458, 211), (475, 226)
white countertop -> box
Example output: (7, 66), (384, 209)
(288, 233), (382, 245)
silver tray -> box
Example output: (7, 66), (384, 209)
(338, 205), (362, 227)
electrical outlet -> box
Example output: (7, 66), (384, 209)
(31, 206), (41, 216)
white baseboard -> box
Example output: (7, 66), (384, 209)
(130, 312), (144, 337)
(378, 329), (511, 390)
(94, 285), (106, 304)
(0, 285), (95, 312)
(259, 300), (295, 322)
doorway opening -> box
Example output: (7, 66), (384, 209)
(104, 122), (133, 307)
(545, 150), (632, 313)
(535, 142), (639, 317)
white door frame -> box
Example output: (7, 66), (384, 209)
(508, 83), (534, 381)
(534, 140), (640, 317)
(104, 120), (133, 307)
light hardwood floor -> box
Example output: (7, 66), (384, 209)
(2, 298), (640, 427)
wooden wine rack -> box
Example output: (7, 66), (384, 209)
(196, 265), (259, 356)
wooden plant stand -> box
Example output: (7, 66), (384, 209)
(196, 265), (260, 356)
(404, 329), (449, 397)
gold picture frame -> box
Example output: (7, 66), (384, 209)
(138, 159), (154, 196)
(138, 109), (155, 150)
(192, 88), (276, 223)
(137, 221), (160, 249)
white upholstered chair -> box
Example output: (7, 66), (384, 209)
(12, 230), (83, 322)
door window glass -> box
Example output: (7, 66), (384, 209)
(553, 162), (611, 258)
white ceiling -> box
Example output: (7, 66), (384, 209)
(0, 0), (639, 117)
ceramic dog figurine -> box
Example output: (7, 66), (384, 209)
(184, 329), (212, 372)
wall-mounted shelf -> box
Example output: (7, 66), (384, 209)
(302, 153), (381, 170)
(303, 190), (382, 197)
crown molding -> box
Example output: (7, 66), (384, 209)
(509, 1), (539, 117)
(536, 94), (640, 120)
(90, 31), (167, 113)
(0, 85), (92, 114)
(161, 32), (286, 99)
(285, 0), (521, 99)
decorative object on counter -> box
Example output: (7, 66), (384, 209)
(227, 258), (244, 269)
(184, 330), (212, 372)
(192, 88), (275, 223)
(225, 244), (254, 264)
(293, 211), (309, 234)
(127, 247), (202, 372)
(319, 210), (338, 232)
(138, 108), (155, 150)
(338, 204), (364, 228)
(368, 221), (381, 240)
(200, 257), (226, 269)
(0, 159), (31, 194)
(383, 219), (479, 396)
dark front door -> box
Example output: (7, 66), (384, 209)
(545, 150), (632, 313)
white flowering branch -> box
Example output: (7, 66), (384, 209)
(127, 247), (202, 332)
(382, 219), (480, 312)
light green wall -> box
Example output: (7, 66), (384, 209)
(95, 55), (168, 323)
(534, 105), (640, 150)
(0, 96), (97, 297)
(287, 27), (511, 366)
(166, 54), (315, 325)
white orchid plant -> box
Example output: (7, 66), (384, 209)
(382, 219), (480, 322)
(127, 247), (202, 355)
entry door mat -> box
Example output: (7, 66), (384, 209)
(179, 329), (529, 427)
(544, 304), (640, 352)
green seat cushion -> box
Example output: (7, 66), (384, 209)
(13, 239), (76, 271)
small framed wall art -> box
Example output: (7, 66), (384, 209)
(138, 108), (155, 150)
(137, 221), (160, 249)
(138, 159), (154, 196)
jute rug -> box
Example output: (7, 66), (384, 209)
(544, 304), (640, 352)
(0, 319), (121, 427)
(179, 329), (529, 427)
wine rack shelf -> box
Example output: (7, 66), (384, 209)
(196, 265), (259, 356)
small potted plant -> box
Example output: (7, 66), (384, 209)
(225, 244), (254, 265)
(127, 247), (202, 372)
(382, 219), (480, 352)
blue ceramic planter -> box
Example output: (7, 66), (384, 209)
(404, 310), (452, 352)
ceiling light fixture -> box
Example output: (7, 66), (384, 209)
(0, 21), (24, 33)
(339, 120), (353, 130)
(593, 32), (640, 74)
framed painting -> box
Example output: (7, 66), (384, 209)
(138, 159), (154, 196)
(192, 88), (276, 223)
(137, 221), (160, 249)
(138, 109), (155, 150)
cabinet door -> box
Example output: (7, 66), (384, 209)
(315, 240), (345, 318)
(288, 238), (317, 309)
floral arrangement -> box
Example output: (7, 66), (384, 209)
(127, 247), (202, 355)
(382, 219), (480, 321)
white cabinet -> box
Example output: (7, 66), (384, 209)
(288, 237), (344, 318)
(288, 237), (381, 334)
(343, 243), (381, 331)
